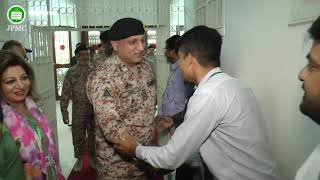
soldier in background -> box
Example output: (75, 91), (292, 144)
(70, 43), (82, 67)
(60, 44), (96, 171)
(91, 30), (113, 69)
(86, 17), (156, 180)
(96, 43), (105, 59)
(100, 30), (113, 58)
(144, 44), (157, 82)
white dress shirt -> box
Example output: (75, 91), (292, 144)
(136, 67), (280, 180)
(295, 144), (320, 180)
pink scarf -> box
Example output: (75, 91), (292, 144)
(2, 97), (64, 180)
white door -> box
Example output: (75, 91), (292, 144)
(30, 25), (58, 138)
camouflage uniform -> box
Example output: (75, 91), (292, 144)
(90, 53), (106, 69)
(60, 61), (95, 158)
(87, 55), (156, 180)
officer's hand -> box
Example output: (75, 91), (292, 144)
(156, 116), (174, 129)
(63, 116), (69, 125)
(112, 133), (137, 157)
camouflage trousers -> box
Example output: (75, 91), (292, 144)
(71, 107), (95, 158)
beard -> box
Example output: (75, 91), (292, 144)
(300, 96), (320, 125)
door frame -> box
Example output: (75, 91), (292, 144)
(52, 31), (72, 100)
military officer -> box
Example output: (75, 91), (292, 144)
(86, 18), (156, 180)
(60, 44), (96, 171)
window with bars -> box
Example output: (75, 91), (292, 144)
(147, 29), (157, 46)
(88, 31), (100, 46)
(195, 0), (225, 35)
(170, 0), (185, 36)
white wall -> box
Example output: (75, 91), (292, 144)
(0, 0), (10, 42)
(76, 0), (159, 27)
(222, 1), (320, 179)
(184, 0), (194, 31)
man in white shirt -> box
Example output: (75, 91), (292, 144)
(112, 25), (279, 180)
(295, 16), (320, 180)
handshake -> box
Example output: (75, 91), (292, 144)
(112, 115), (175, 157)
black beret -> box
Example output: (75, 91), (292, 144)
(74, 44), (88, 54)
(108, 18), (145, 41)
(100, 30), (109, 43)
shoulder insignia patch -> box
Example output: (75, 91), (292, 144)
(103, 88), (111, 97)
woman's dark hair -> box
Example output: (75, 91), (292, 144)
(0, 50), (38, 100)
(1, 40), (23, 50)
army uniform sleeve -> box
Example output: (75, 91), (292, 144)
(86, 71), (95, 104)
(60, 69), (72, 119)
(87, 72), (128, 142)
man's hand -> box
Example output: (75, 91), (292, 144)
(156, 116), (174, 129)
(62, 116), (69, 125)
(112, 133), (138, 157)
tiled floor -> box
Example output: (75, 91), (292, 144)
(56, 100), (76, 178)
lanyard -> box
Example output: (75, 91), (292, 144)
(205, 71), (222, 83)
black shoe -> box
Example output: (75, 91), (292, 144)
(68, 124), (72, 127)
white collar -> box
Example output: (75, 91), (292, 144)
(198, 67), (222, 87)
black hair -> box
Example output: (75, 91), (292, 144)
(309, 16), (320, 44)
(2, 40), (23, 50)
(175, 37), (181, 55)
(165, 35), (180, 53)
(178, 26), (222, 67)
(0, 50), (38, 100)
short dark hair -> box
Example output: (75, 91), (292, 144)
(165, 35), (180, 53)
(309, 16), (320, 44)
(2, 40), (23, 50)
(0, 50), (38, 99)
(178, 26), (222, 67)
